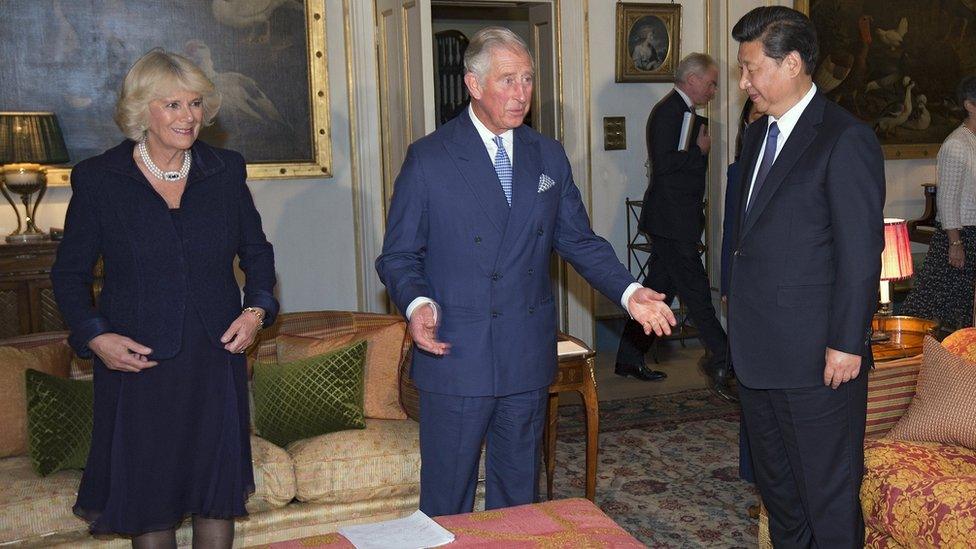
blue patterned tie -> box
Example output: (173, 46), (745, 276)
(493, 135), (513, 207)
(746, 122), (780, 213)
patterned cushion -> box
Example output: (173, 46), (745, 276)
(888, 337), (976, 450)
(943, 327), (976, 361)
(252, 311), (420, 422)
(289, 419), (421, 504)
(0, 341), (73, 457)
(247, 436), (296, 512)
(861, 438), (976, 547)
(277, 322), (408, 420)
(253, 340), (367, 447)
(0, 456), (88, 545)
(25, 369), (93, 476)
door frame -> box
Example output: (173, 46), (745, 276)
(345, 0), (598, 345)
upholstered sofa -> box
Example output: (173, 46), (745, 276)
(758, 327), (976, 548)
(0, 310), (469, 547)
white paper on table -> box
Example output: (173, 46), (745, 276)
(338, 510), (455, 549)
(557, 340), (590, 358)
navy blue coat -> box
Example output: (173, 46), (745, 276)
(375, 112), (634, 397)
(51, 139), (278, 359)
(727, 93), (884, 389)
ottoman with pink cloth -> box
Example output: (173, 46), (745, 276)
(256, 498), (643, 548)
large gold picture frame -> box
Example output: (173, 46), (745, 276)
(0, 0), (331, 185)
(615, 3), (681, 83)
(796, 0), (973, 160)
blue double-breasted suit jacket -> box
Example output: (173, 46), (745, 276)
(376, 112), (635, 397)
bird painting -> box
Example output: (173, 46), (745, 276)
(183, 40), (291, 133)
(875, 78), (916, 136)
(211, 0), (303, 43)
(874, 17), (908, 51)
(903, 94), (931, 131)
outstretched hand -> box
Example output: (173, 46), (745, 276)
(409, 303), (450, 355)
(627, 287), (676, 336)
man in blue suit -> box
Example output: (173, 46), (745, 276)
(729, 7), (885, 547)
(376, 27), (676, 516)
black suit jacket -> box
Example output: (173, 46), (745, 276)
(52, 140), (279, 359)
(727, 91), (885, 389)
(639, 90), (708, 242)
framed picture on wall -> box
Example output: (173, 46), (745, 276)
(0, 0), (331, 183)
(796, 0), (976, 160)
(615, 3), (681, 83)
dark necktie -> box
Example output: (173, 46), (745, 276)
(746, 122), (780, 213)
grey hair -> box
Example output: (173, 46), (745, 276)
(675, 53), (717, 84)
(464, 26), (533, 82)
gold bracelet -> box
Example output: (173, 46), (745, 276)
(243, 307), (266, 326)
(950, 240), (964, 246)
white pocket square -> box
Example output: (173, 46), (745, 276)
(538, 173), (556, 193)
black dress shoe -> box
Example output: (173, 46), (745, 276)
(706, 368), (739, 402)
(709, 378), (739, 403)
(614, 362), (667, 381)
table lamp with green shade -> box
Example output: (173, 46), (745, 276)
(0, 112), (70, 243)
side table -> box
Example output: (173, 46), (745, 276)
(871, 315), (938, 361)
(543, 333), (598, 501)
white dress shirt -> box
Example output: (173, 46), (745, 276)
(674, 87), (695, 111)
(745, 84), (818, 208)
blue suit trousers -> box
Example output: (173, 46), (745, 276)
(418, 387), (548, 516)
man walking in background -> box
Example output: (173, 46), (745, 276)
(615, 53), (735, 402)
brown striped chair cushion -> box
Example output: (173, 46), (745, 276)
(865, 354), (922, 439)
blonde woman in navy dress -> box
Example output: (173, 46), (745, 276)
(52, 49), (278, 548)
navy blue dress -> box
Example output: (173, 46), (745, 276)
(74, 209), (253, 535)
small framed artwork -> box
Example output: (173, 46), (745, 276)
(615, 3), (681, 83)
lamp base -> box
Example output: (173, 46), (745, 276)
(6, 232), (48, 243)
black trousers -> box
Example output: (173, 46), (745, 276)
(615, 236), (727, 368)
(738, 373), (868, 549)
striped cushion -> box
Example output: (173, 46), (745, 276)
(865, 355), (922, 439)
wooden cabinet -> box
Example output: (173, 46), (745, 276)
(0, 242), (99, 337)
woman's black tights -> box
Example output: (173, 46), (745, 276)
(130, 517), (233, 549)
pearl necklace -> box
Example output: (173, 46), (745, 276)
(137, 139), (191, 182)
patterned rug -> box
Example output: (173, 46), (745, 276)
(549, 389), (759, 548)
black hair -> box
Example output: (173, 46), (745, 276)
(734, 98), (755, 160)
(732, 6), (818, 75)
(957, 76), (976, 106)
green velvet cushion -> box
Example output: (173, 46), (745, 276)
(25, 368), (93, 476)
(253, 339), (367, 447)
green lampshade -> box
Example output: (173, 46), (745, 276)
(0, 112), (69, 165)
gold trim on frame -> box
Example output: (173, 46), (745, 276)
(615, 2), (681, 83)
(795, 0), (938, 160)
(45, 0), (332, 186)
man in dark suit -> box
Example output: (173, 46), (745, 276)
(729, 7), (885, 547)
(375, 27), (676, 517)
(615, 53), (734, 400)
